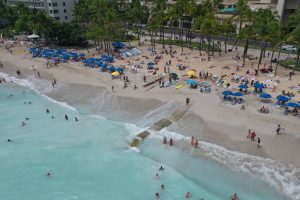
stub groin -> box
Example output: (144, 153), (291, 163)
(130, 105), (189, 147)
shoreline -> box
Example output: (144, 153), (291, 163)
(1, 43), (300, 168)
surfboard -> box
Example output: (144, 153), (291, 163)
(176, 85), (184, 89)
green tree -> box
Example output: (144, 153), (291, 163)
(288, 8), (300, 69)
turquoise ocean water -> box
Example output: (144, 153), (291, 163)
(0, 81), (294, 200)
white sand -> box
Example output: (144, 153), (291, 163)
(1, 41), (300, 168)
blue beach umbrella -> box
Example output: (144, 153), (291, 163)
(276, 95), (290, 102)
(222, 91), (233, 96)
(232, 92), (243, 97)
(285, 102), (300, 109)
(147, 61), (155, 66)
(239, 84), (249, 89)
(108, 66), (116, 72)
(186, 79), (198, 85)
(254, 83), (264, 89)
(259, 93), (272, 99)
(116, 68), (124, 73)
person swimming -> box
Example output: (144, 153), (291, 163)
(75, 117), (78, 122)
(25, 117), (30, 120)
(155, 192), (160, 199)
(46, 109), (50, 113)
(159, 166), (164, 171)
(21, 122), (26, 126)
(185, 192), (191, 199)
(161, 184), (165, 190)
(7, 139), (11, 142)
(231, 193), (239, 200)
(51, 116), (54, 119)
(65, 114), (68, 120)
(47, 172), (51, 177)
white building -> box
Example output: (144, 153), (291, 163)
(5, 0), (78, 23)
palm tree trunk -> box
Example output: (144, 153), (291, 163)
(296, 47), (300, 69)
(180, 19), (184, 52)
(162, 27), (165, 49)
(275, 48), (282, 76)
(224, 34), (228, 53)
(269, 49), (275, 67)
(257, 40), (265, 71)
(242, 38), (249, 67)
(170, 26), (173, 49)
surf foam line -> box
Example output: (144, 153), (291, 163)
(0, 72), (76, 111)
(146, 128), (300, 200)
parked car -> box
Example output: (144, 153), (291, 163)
(281, 45), (297, 52)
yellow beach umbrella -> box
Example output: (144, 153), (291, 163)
(187, 70), (196, 77)
(112, 71), (120, 77)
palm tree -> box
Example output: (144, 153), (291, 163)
(254, 9), (279, 71)
(165, 7), (179, 50)
(200, 13), (217, 61)
(288, 7), (300, 70)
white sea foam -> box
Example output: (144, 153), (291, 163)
(0, 72), (76, 111)
(146, 128), (300, 200)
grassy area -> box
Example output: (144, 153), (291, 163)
(278, 60), (300, 71)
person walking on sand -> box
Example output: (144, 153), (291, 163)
(186, 97), (190, 105)
(112, 85), (114, 92)
(257, 137), (261, 148)
(276, 124), (281, 135)
(37, 71), (40, 78)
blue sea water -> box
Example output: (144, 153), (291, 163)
(0, 83), (292, 200)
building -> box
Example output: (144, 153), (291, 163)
(5, 0), (78, 23)
(276, 0), (300, 24)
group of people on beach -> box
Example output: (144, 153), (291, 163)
(247, 129), (261, 148)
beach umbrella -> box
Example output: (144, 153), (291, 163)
(254, 83), (264, 89)
(187, 70), (196, 77)
(232, 92), (243, 97)
(239, 84), (249, 89)
(276, 95), (290, 102)
(108, 66), (116, 72)
(186, 79), (198, 85)
(170, 72), (178, 80)
(112, 71), (120, 77)
(147, 61), (155, 66)
(222, 90), (233, 96)
(116, 67), (124, 73)
(259, 93), (272, 99)
(285, 102), (300, 109)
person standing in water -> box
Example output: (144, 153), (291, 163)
(231, 193), (239, 200)
(65, 114), (68, 120)
(75, 117), (78, 122)
(46, 109), (50, 113)
(169, 138), (173, 146)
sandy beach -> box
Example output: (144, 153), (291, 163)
(1, 40), (300, 169)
